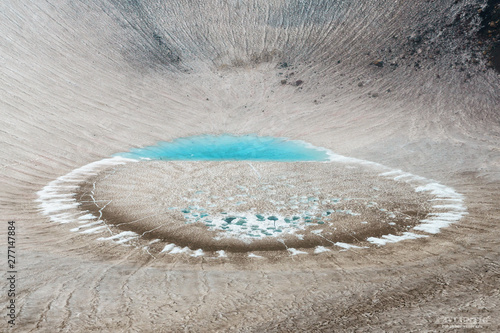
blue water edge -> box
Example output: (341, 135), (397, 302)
(114, 135), (329, 162)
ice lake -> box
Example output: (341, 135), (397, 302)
(114, 134), (330, 162)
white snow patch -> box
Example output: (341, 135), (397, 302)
(393, 173), (414, 180)
(430, 198), (463, 202)
(314, 246), (331, 254)
(190, 249), (204, 257)
(169, 246), (192, 254)
(216, 250), (227, 257)
(432, 204), (467, 211)
(334, 242), (365, 249)
(80, 225), (107, 234)
(415, 183), (463, 199)
(78, 213), (96, 221)
(161, 243), (176, 253)
(97, 231), (138, 242)
(379, 170), (404, 177)
(413, 210), (467, 234)
(414, 221), (451, 234)
(367, 232), (428, 246)
(115, 237), (137, 244)
(288, 248), (308, 255)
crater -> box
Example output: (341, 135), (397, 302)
(37, 135), (467, 258)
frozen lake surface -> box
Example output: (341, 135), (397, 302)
(114, 135), (330, 162)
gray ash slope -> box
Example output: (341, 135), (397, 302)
(106, 0), (498, 73)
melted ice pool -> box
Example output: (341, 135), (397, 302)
(114, 135), (330, 161)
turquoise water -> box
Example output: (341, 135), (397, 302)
(114, 135), (329, 161)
